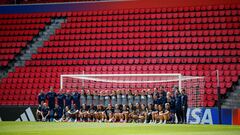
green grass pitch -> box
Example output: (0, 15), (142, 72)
(0, 122), (239, 135)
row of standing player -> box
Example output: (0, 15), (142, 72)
(36, 87), (188, 123)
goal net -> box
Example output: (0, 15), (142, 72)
(60, 73), (205, 107)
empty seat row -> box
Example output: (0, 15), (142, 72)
(0, 60), (8, 66)
(0, 24), (45, 30)
(67, 10), (239, 22)
(0, 30), (39, 36)
(0, 42), (27, 48)
(33, 50), (240, 60)
(25, 57), (240, 66)
(0, 54), (15, 60)
(54, 30), (240, 39)
(62, 19), (239, 29)
(0, 18), (51, 25)
(0, 48), (21, 54)
(43, 40), (239, 50)
(48, 35), (239, 44)
(56, 27), (240, 36)
(14, 64), (240, 73)
(0, 36), (33, 42)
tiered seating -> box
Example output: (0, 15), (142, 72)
(0, 4), (239, 106)
(0, 14), (51, 67)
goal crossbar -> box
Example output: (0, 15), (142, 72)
(60, 74), (204, 90)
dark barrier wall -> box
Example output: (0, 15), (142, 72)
(0, 0), (239, 14)
(0, 106), (37, 121)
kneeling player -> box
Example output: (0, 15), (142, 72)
(139, 104), (147, 123)
(151, 104), (159, 123)
(131, 103), (140, 123)
(68, 104), (79, 122)
(128, 103), (135, 123)
(53, 104), (64, 122)
(122, 105), (129, 123)
(113, 104), (123, 122)
(62, 106), (71, 122)
(162, 103), (171, 124)
(105, 104), (114, 122)
(79, 104), (88, 122)
(146, 104), (153, 123)
(36, 101), (44, 121)
(155, 104), (164, 124)
(88, 104), (96, 122)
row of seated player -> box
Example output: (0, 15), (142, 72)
(55, 27), (240, 36)
(0, 24), (46, 30)
(0, 30), (39, 36)
(33, 50), (240, 59)
(66, 11), (239, 23)
(42, 42), (239, 50)
(24, 57), (240, 66)
(0, 42), (27, 48)
(0, 36), (33, 42)
(61, 20), (239, 29)
(48, 36), (239, 43)
(51, 31), (240, 40)
(14, 64), (239, 72)
(0, 18), (51, 25)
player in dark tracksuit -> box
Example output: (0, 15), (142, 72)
(166, 92), (176, 124)
(57, 90), (65, 108)
(46, 87), (57, 110)
(72, 91), (81, 110)
(158, 92), (167, 108)
(181, 89), (188, 124)
(153, 94), (160, 105)
(175, 90), (182, 124)
(38, 89), (46, 105)
(53, 104), (64, 122)
(65, 91), (72, 109)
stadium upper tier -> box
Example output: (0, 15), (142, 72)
(0, 4), (239, 107)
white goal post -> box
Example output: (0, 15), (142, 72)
(60, 73), (205, 107)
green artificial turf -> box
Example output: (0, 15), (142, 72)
(0, 122), (239, 135)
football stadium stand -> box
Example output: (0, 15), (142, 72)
(0, 1), (239, 109)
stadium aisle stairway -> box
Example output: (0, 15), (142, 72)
(0, 4), (239, 107)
